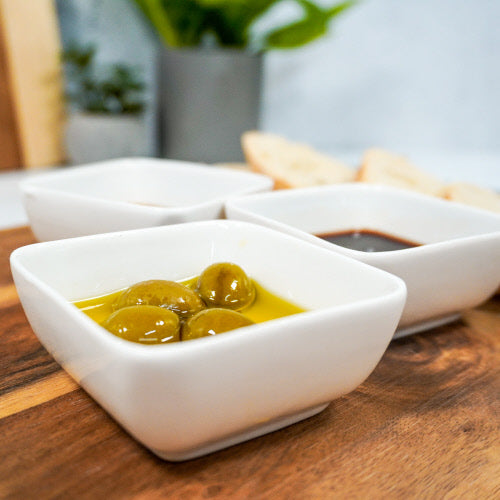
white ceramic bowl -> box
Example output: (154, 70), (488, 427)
(226, 184), (500, 337)
(20, 157), (273, 241)
(11, 220), (406, 461)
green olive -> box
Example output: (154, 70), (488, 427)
(115, 279), (205, 318)
(103, 305), (180, 344)
(196, 262), (255, 310)
(182, 308), (254, 341)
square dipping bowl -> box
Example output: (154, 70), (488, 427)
(20, 157), (273, 241)
(11, 220), (406, 461)
(226, 184), (500, 337)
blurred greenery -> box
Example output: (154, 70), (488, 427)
(62, 43), (145, 114)
(131, 0), (356, 50)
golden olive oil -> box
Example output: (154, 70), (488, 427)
(74, 279), (305, 327)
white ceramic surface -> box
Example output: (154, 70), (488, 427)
(19, 158), (273, 241)
(226, 184), (500, 334)
(11, 220), (406, 461)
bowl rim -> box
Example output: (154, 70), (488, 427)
(19, 157), (274, 213)
(225, 183), (500, 257)
(10, 219), (407, 359)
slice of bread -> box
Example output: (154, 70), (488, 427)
(443, 182), (500, 213)
(357, 148), (444, 197)
(241, 131), (355, 189)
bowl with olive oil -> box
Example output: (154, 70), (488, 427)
(11, 220), (406, 461)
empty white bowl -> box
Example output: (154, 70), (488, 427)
(20, 157), (273, 241)
(226, 184), (500, 337)
(11, 220), (406, 461)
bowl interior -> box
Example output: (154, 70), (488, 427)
(14, 220), (403, 314)
(227, 185), (500, 246)
(22, 158), (272, 208)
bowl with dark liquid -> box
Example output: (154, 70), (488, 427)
(226, 184), (500, 336)
(20, 157), (273, 241)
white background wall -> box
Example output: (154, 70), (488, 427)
(56, 0), (500, 185)
(264, 0), (500, 154)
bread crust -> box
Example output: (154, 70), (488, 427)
(241, 131), (354, 189)
(238, 132), (499, 214)
(357, 148), (444, 197)
(443, 182), (500, 213)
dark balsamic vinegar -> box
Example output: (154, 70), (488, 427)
(316, 229), (420, 252)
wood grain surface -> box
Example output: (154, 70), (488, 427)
(0, 226), (499, 499)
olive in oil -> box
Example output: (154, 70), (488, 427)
(74, 277), (305, 344)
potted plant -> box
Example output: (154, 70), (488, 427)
(130, 0), (354, 163)
(62, 43), (147, 165)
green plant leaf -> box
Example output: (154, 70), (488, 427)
(62, 43), (145, 114)
(132, 0), (208, 47)
(264, 0), (324, 49)
(132, 0), (279, 48)
(297, 0), (323, 16)
(130, 0), (356, 50)
(215, 0), (277, 46)
(62, 43), (96, 70)
(132, 0), (181, 46)
(327, 0), (357, 18)
(265, 19), (326, 49)
(264, 0), (355, 49)
(194, 0), (248, 6)
(204, 10), (246, 46)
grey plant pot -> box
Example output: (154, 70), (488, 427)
(158, 48), (263, 163)
(65, 112), (148, 165)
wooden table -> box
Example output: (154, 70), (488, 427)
(1, 226), (499, 499)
